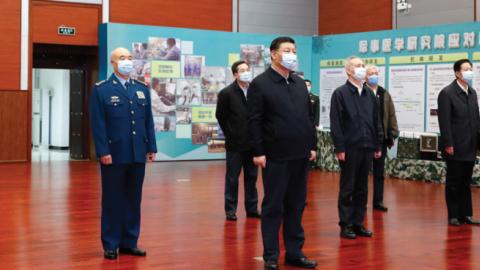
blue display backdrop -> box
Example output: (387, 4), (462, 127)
(99, 23), (313, 161)
(312, 22), (480, 133)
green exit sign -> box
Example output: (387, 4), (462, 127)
(58, 26), (76, 36)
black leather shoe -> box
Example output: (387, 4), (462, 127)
(119, 247), (147, 256)
(104, 249), (118, 260)
(373, 203), (388, 212)
(226, 213), (237, 221)
(264, 260), (279, 270)
(340, 226), (356, 239)
(285, 257), (318, 269)
(448, 218), (461, 226)
(463, 217), (480, 225)
(353, 225), (373, 237)
(247, 212), (261, 219)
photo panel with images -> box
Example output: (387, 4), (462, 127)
(131, 61), (151, 86)
(132, 42), (148, 60)
(240, 44), (265, 67)
(183, 55), (204, 78)
(201, 91), (218, 106)
(147, 37), (181, 61)
(208, 137), (225, 153)
(201, 66), (226, 92)
(191, 123), (222, 145)
(150, 78), (176, 115)
(176, 106), (192, 125)
(176, 79), (201, 106)
(132, 60), (148, 82)
(154, 112), (176, 132)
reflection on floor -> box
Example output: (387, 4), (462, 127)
(0, 161), (479, 269)
(31, 147), (70, 162)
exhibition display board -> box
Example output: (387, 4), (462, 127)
(99, 22), (480, 161)
(313, 22), (480, 132)
(99, 23), (313, 161)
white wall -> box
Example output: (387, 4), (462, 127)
(35, 69), (70, 148)
(238, 0), (318, 35)
(395, 0), (474, 29)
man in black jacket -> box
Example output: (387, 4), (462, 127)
(248, 37), (318, 270)
(437, 58), (480, 227)
(216, 60), (260, 221)
(330, 56), (383, 240)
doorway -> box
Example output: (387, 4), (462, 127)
(31, 44), (97, 161)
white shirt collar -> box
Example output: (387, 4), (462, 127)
(114, 73), (129, 88)
(456, 80), (469, 95)
(367, 84), (378, 96)
(349, 79), (363, 95)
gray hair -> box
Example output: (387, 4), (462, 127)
(365, 64), (378, 73)
(344, 56), (362, 72)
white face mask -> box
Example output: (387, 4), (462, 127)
(353, 67), (366, 81)
(307, 86), (312, 92)
(117, 60), (134, 76)
(280, 53), (298, 71)
(462, 70), (474, 84)
(238, 71), (253, 83)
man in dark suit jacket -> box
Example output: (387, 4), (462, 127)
(437, 58), (480, 227)
(90, 47), (157, 259)
(248, 37), (318, 270)
(330, 56), (383, 240)
(304, 79), (319, 127)
(216, 60), (259, 221)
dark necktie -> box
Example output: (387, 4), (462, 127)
(125, 81), (134, 97)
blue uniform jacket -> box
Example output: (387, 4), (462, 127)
(90, 74), (157, 164)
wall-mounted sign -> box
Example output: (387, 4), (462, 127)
(58, 26), (76, 36)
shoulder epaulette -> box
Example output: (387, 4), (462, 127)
(95, 80), (106, 86)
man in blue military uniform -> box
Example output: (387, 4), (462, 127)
(90, 47), (157, 260)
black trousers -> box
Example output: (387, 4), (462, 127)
(445, 160), (474, 220)
(338, 148), (373, 227)
(261, 158), (308, 261)
(224, 151), (259, 214)
(372, 146), (387, 206)
(100, 163), (145, 250)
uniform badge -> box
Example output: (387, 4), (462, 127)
(136, 91), (146, 99)
(110, 96), (120, 103)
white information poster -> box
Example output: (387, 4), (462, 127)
(319, 68), (348, 127)
(426, 64), (453, 133)
(376, 66), (387, 88)
(388, 65), (426, 132)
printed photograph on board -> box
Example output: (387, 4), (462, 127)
(154, 113), (176, 132)
(201, 66), (226, 92)
(132, 60), (148, 81)
(191, 123), (221, 145)
(208, 137), (225, 153)
(147, 37), (181, 61)
(201, 91), (218, 106)
(240, 44), (265, 67)
(132, 42), (148, 60)
(131, 61), (151, 85)
(184, 55), (204, 77)
(176, 79), (201, 106)
(176, 106), (192, 125)
(150, 78), (176, 115)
